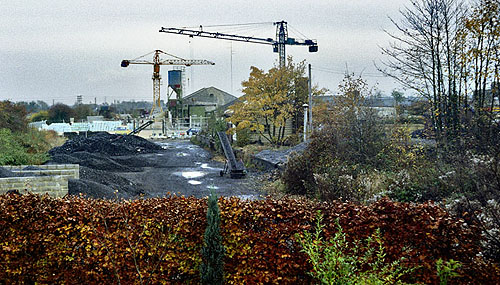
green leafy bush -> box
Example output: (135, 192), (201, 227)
(0, 128), (49, 165)
(282, 122), (386, 202)
(282, 74), (388, 201)
(234, 127), (251, 147)
(436, 259), (462, 285)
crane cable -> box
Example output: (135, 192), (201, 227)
(129, 50), (188, 62)
(181, 22), (273, 40)
(181, 21), (273, 29)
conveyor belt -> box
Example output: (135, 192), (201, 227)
(128, 120), (154, 135)
(217, 131), (246, 179)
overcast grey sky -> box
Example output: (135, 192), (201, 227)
(1, 0), (409, 105)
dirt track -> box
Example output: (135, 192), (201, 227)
(113, 140), (264, 199)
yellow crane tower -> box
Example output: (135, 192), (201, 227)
(121, 50), (215, 117)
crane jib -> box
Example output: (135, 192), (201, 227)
(159, 21), (317, 68)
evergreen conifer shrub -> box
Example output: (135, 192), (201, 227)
(200, 189), (225, 284)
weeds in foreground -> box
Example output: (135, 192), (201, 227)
(436, 258), (461, 285)
(296, 211), (415, 285)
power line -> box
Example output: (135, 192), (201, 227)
(312, 66), (387, 78)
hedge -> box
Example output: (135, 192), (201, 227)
(0, 193), (498, 284)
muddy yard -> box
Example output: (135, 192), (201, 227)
(116, 140), (264, 199)
(47, 133), (265, 200)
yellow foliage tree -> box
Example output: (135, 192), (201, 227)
(228, 58), (324, 146)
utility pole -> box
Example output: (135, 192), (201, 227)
(303, 103), (308, 141)
(230, 42), (234, 94)
(302, 104), (308, 141)
(308, 64), (313, 132)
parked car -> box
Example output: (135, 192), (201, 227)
(186, 128), (200, 135)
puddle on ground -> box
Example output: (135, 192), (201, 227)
(200, 163), (218, 170)
(206, 185), (219, 189)
(188, 180), (202, 185)
(176, 152), (189, 157)
(157, 142), (173, 149)
(174, 171), (207, 179)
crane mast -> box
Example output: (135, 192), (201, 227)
(159, 21), (317, 68)
(152, 51), (161, 115)
(121, 50), (214, 117)
(275, 21), (288, 68)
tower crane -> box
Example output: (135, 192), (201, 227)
(159, 21), (318, 68)
(121, 50), (215, 117)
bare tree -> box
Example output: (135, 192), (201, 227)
(379, 0), (500, 145)
(378, 0), (467, 140)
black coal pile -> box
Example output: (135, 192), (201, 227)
(49, 132), (163, 156)
(45, 132), (163, 199)
(47, 132), (162, 172)
(69, 166), (146, 199)
(50, 151), (139, 172)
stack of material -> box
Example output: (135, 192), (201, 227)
(46, 132), (163, 199)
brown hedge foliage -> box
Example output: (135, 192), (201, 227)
(0, 194), (498, 284)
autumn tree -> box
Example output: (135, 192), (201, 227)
(461, 0), (500, 150)
(329, 74), (384, 164)
(228, 58), (323, 146)
(463, 0), (500, 116)
(283, 74), (385, 200)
